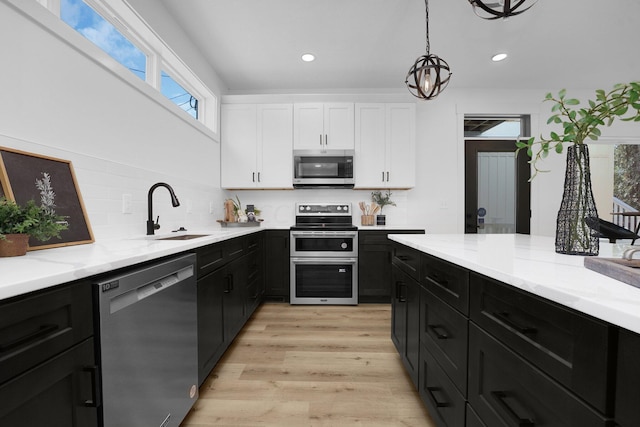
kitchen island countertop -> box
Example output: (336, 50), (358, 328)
(1, 227), (262, 301)
(388, 233), (640, 334)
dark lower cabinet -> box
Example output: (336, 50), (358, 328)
(615, 328), (640, 427)
(264, 230), (290, 302)
(391, 262), (420, 387)
(197, 265), (226, 384)
(468, 323), (611, 427)
(0, 281), (97, 427)
(0, 338), (97, 427)
(359, 230), (424, 303)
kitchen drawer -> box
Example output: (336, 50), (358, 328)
(196, 242), (225, 278)
(419, 342), (466, 427)
(360, 229), (424, 246)
(245, 232), (262, 252)
(468, 324), (612, 427)
(392, 243), (421, 281)
(470, 273), (614, 414)
(421, 253), (469, 315)
(0, 281), (93, 385)
(225, 236), (246, 260)
(420, 286), (468, 395)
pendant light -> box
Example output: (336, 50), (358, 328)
(405, 0), (451, 100)
(468, 0), (537, 20)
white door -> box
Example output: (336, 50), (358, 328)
(293, 103), (324, 149)
(258, 104), (293, 189)
(324, 103), (355, 149)
(221, 104), (257, 188)
(386, 103), (416, 188)
(354, 103), (386, 188)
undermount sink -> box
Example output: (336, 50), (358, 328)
(584, 257), (640, 289)
(154, 234), (210, 241)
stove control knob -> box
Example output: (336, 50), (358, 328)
(306, 206), (311, 211)
(299, 206), (305, 211)
(343, 205), (349, 212)
(337, 206), (342, 211)
(341, 242), (348, 249)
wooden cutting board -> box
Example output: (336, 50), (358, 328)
(584, 257), (640, 289)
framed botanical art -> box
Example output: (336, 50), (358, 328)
(0, 146), (94, 250)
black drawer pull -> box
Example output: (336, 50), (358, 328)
(491, 391), (535, 427)
(395, 281), (407, 302)
(224, 274), (233, 293)
(428, 324), (450, 340)
(427, 273), (449, 288)
(0, 324), (59, 352)
(397, 255), (411, 261)
(494, 312), (537, 335)
(427, 386), (450, 408)
(83, 366), (102, 407)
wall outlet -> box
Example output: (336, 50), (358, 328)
(439, 200), (448, 210)
(122, 193), (132, 214)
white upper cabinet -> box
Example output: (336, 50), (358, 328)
(354, 103), (416, 189)
(221, 104), (293, 189)
(293, 103), (354, 150)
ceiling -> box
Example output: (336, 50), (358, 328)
(155, 0), (639, 94)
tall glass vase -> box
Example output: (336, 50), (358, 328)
(555, 144), (599, 255)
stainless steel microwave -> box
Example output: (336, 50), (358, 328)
(293, 150), (355, 188)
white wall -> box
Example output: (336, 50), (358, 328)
(0, 1), (225, 240)
(3, 1), (640, 240)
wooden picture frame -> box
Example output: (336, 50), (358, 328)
(0, 146), (94, 250)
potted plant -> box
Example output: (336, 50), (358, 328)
(0, 197), (68, 256)
(517, 82), (640, 255)
(371, 190), (397, 225)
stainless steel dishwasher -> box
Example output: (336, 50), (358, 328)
(94, 253), (198, 427)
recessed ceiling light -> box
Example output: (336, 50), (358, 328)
(301, 53), (315, 62)
(492, 53), (508, 62)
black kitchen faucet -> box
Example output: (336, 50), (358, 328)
(146, 182), (180, 235)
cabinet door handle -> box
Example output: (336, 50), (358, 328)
(494, 312), (537, 335)
(426, 272), (449, 288)
(382, 171), (385, 182)
(0, 323), (58, 352)
(224, 274), (232, 293)
(257, 172), (261, 182)
(319, 134), (323, 146)
(83, 365), (102, 407)
(428, 324), (450, 340)
(398, 283), (407, 302)
(491, 391), (535, 427)
(427, 386), (450, 408)
(397, 255), (410, 261)
(252, 172), (255, 182)
(386, 171), (390, 182)
(325, 134), (328, 146)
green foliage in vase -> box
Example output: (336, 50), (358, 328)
(371, 190), (396, 211)
(517, 82), (640, 179)
(0, 197), (68, 241)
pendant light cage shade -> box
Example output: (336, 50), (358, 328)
(468, 0), (537, 20)
(405, 54), (452, 100)
(405, 0), (452, 100)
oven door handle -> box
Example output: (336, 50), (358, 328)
(291, 257), (358, 264)
(290, 231), (358, 238)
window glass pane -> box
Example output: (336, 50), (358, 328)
(161, 71), (199, 119)
(464, 118), (522, 138)
(61, 0), (146, 81)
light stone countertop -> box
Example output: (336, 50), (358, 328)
(388, 233), (640, 334)
(1, 227), (262, 301)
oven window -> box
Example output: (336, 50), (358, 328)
(295, 264), (353, 298)
(295, 237), (353, 252)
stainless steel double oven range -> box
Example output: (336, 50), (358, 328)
(290, 203), (358, 305)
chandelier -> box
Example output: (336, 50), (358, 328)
(468, 0), (537, 20)
(405, 0), (451, 100)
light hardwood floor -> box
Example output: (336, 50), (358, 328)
(181, 303), (436, 427)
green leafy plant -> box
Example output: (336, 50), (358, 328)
(371, 190), (396, 212)
(0, 197), (68, 241)
(517, 82), (640, 179)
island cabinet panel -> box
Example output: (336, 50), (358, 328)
(615, 328), (640, 426)
(466, 404), (487, 427)
(469, 272), (615, 415)
(420, 286), (468, 395)
(359, 230), (424, 303)
(392, 242), (421, 281)
(421, 253), (469, 315)
(419, 342), (466, 427)
(391, 260), (420, 387)
(468, 323), (612, 427)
